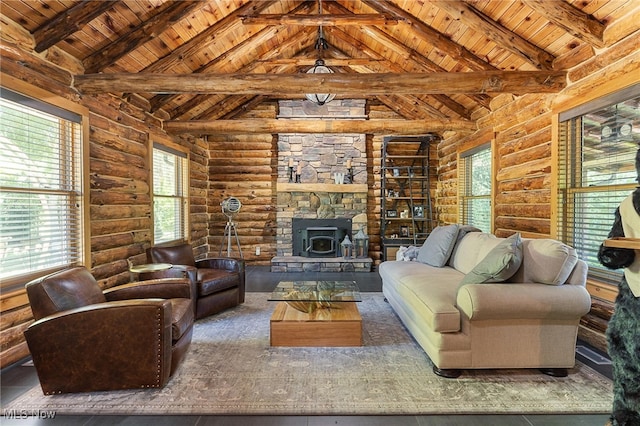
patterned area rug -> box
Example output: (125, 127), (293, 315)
(7, 293), (613, 415)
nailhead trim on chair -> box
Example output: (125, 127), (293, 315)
(151, 307), (163, 388)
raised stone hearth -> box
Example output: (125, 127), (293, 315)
(271, 256), (373, 273)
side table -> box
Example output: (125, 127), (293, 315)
(128, 261), (172, 281)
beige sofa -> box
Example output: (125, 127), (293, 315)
(379, 226), (592, 378)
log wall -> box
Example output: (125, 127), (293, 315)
(437, 33), (640, 353)
(0, 35), (209, 368)
(207, 103), (279, 264)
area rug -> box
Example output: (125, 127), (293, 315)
(6, 293), (613, 415)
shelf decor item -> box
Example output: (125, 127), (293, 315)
(413, 206), (424, 218)
(400, 225), (409, 238)
(386, 209), (398, 218)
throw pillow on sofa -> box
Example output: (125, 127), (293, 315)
(417, 224), (459, 267)
(511, 238), (579, 285)
(458, 233), (523, 287)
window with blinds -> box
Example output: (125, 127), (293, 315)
(152, 143), (189, 245)
(459, 145), (492, 233)
(0, 88), (85, 287)
(557, 86), (639, 283)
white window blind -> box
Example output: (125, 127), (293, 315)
(153, 143), (188, 244)
(558, 88), (639, 283)
(0, 88), (84, 286)
(459, 145), (492, 233)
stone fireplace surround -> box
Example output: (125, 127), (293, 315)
(271, 99), (372, 272)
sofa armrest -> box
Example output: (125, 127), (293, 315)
(24, 300), (173, 394)
(104, 278), (192, 301)
(196, 257), (244, 273)
(456, 283), (592, 321)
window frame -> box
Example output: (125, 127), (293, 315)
(0, 73), (90, 290)
(554, 82), (639, 288)
(151, 138), (190, 246)
(458, 135), (495, 234)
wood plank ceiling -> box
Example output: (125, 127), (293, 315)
(1, 0), (635, 130)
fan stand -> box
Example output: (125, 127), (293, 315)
(219, 216), (243, 258)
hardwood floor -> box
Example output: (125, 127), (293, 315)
(1, 266), (612, 425)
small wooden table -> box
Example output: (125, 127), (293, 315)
(269, 281), (362, 347)
(128, 262), (172, 281)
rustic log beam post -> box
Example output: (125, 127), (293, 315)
(163, 118), (477, 135)
(521, 0), (606, 49)
(431, 0), (556, 70)
(32, 1), (115, 53)
(74, 71), (567, 95)
(240, 14), (398, 26)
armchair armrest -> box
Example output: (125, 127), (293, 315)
(104, 278), (192, 301)
(24, 300), (173, 394)
(456, 283), (592, 321)
(196, 257), (245, 273)
(139, 264), (197, 283)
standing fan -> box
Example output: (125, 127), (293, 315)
(218, 197), (243, 257)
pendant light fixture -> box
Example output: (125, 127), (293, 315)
(305, 0), (336, 106)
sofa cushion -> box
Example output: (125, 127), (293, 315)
(449, 233), (505, 274)
(509, 239), (579, 285)
(417, 224), (459, 267)
(458, 233), (523, 286)
(380, 261), (463, 332)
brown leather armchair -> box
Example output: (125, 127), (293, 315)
(24, 266), (194, 394)
(142, 243), (245, 320)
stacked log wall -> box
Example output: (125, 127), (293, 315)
(207, 103), (279, 265)
(438, 32), (640, 353)
(0, 34), (208, 368)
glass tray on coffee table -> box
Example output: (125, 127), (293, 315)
(268, 280), (363, 347)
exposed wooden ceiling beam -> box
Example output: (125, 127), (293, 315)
(164, 28), (316, 119)
(220, 95), (269, 119)
(148, 2), (315, 115)
(521, 0), (606, 49)
(329, 27), (479, 116)
(259, 58), (383, 66)
(241, 13), (398, 26)
(324, 2), (488, 113)
(374, 95), (448, 120)
(74, 71), (567, 95)
(83, 1), (203, 73)
(141, 0), (277, 74)
(151, 24), (310, 114)
(337, 64), (449, 120)
(361, 0), (496, 72)
(432, 0), (556, 70)
(191, 95), (257, 121)
(32, 0), (115, 53)
(164, 118), (477, 135)
(346, 63), (471, 119)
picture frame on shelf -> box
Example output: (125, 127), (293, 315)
(393, 167), (400, 177)
(400, 225), (409, 238)
(386, 209), (398, 218)
(413, 205), (424, 218)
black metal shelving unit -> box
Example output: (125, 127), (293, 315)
(381, 135), (438, 260)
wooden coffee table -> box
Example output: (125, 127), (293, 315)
(269, 280), (362, 347)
